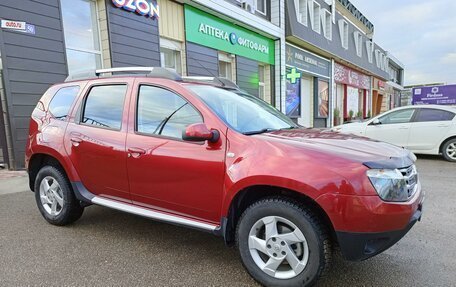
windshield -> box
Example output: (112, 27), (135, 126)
(188, 85), (297, 134)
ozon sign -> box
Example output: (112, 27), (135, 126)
(112, 0), (159, 19)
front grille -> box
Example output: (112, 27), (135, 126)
(399, 165), (418, 198)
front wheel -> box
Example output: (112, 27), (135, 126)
(442, 139), (456, 162)
(236, 198), (331, 287)
(34, 166), (84, 225)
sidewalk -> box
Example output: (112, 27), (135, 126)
(0, 170), (28, 195)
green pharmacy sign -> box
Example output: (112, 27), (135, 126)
(184, 5), (275, 65)
(287, 68), (301, 84)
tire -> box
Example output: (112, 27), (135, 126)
(34, 166), (84, 225)
(236, 197), (331, 287)
(442, 138), (456, 162)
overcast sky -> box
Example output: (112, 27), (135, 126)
(349, 0), (456, 86)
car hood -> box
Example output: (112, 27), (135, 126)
(257, 128), (414, 169)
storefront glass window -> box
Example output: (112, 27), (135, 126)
(317, 80), (329, 118)
(61, 0), (102, 75)
(286, 76), (301, 118)
(160, 47), (182, 75)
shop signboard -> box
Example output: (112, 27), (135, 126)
(413, 85), (456, 105)
(334, 63), (370, 90)
(286, 44), (330, 78)
(184, 5), (275, 65)
(111, 0), (160, 19)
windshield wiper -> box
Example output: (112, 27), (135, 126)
(242, 128), (277, 135)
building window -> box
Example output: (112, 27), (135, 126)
(256, 0), (267, 15)
(258, 65), (265, 101)
(160, 47), (182, 75)
(354, 31), (363, 57)
(295, 0), (308, 26)
(338, 19), (349, 49)
(219, 52), (235, 81)
(309, 1), (321, 34)
(322, 9), (332, 40)
(61, 0), (102, 75)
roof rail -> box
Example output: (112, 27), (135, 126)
(65, 67), (182, 82)
(182, 76), (239, 89)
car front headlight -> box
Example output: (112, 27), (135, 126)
(366, 169), (408, 202)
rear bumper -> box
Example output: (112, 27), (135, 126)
(336, 201), (423, 261)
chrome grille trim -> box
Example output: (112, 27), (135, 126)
(399, 164), (418, 198)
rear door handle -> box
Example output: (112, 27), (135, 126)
(128, 147), (146, 158)
(70, 137), (83, 146)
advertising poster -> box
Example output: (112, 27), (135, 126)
(286, 78), (301, 118)
(317, 80), (329, 118)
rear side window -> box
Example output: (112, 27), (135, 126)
(137, 85), (202, 139)
(415, 109), (455, 122)
(48, 86), (80, 120)
(82, 85), (127, 130)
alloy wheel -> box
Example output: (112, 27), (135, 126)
(248, 216), (309, 279)
(446, 142), (456, 160)
(39, 176), (64, 216)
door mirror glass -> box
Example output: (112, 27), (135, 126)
(182, 123), (219, 143)
(371, 118), (381, 125)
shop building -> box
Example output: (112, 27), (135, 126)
(0, 0), (285, 169)
(386, 52), (405, 109)
(286, 0), (390, 127)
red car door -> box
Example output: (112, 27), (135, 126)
(64, 78), (133, 202)
(125, 80), (226, 223)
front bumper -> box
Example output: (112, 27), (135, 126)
(336, 200), (424, 261)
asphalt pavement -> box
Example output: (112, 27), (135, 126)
(0, 156), (455, 286)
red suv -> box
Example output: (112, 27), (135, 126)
(26, 67), (424, 287)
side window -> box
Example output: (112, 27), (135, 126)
(137, 86), (202, 139)
(48, 86), (80, 120)
(416, 109), (455, 122)
(379, 109), (415, 124)
(82, 85), (127, 130)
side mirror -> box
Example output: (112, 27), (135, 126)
(370, 118), (381, 125)
(182, 123), (220, 143)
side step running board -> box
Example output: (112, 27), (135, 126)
(72, 182), (219, 233)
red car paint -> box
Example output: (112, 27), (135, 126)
(26, 76), (423, 257)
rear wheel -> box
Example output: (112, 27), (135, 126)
(442, 138), (456, 162)
(34, 166), (84, 225)
(236, 198), (331, 287)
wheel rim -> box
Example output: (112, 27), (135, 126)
(446, 143), (456, 160)
(248, 216), (309, 279)
(39, 176), (64, 216)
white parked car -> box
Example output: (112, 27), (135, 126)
(333, 105), (456, 162)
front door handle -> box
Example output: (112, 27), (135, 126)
(128, 147), (146, 158)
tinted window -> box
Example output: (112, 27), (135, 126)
(379, 109), (415, 124)
(137, 86), (202, 139)
(48, 86), (80, 120)
(82, 85), (127, 129)
(416, 109), (455, 122)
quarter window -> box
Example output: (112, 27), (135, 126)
(137, 86), (202, 139)
(82, 85), (127, 130)
(416, 109), (455, 122)
(378, 109), (415, 124)
(49, 86), (80, 120)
